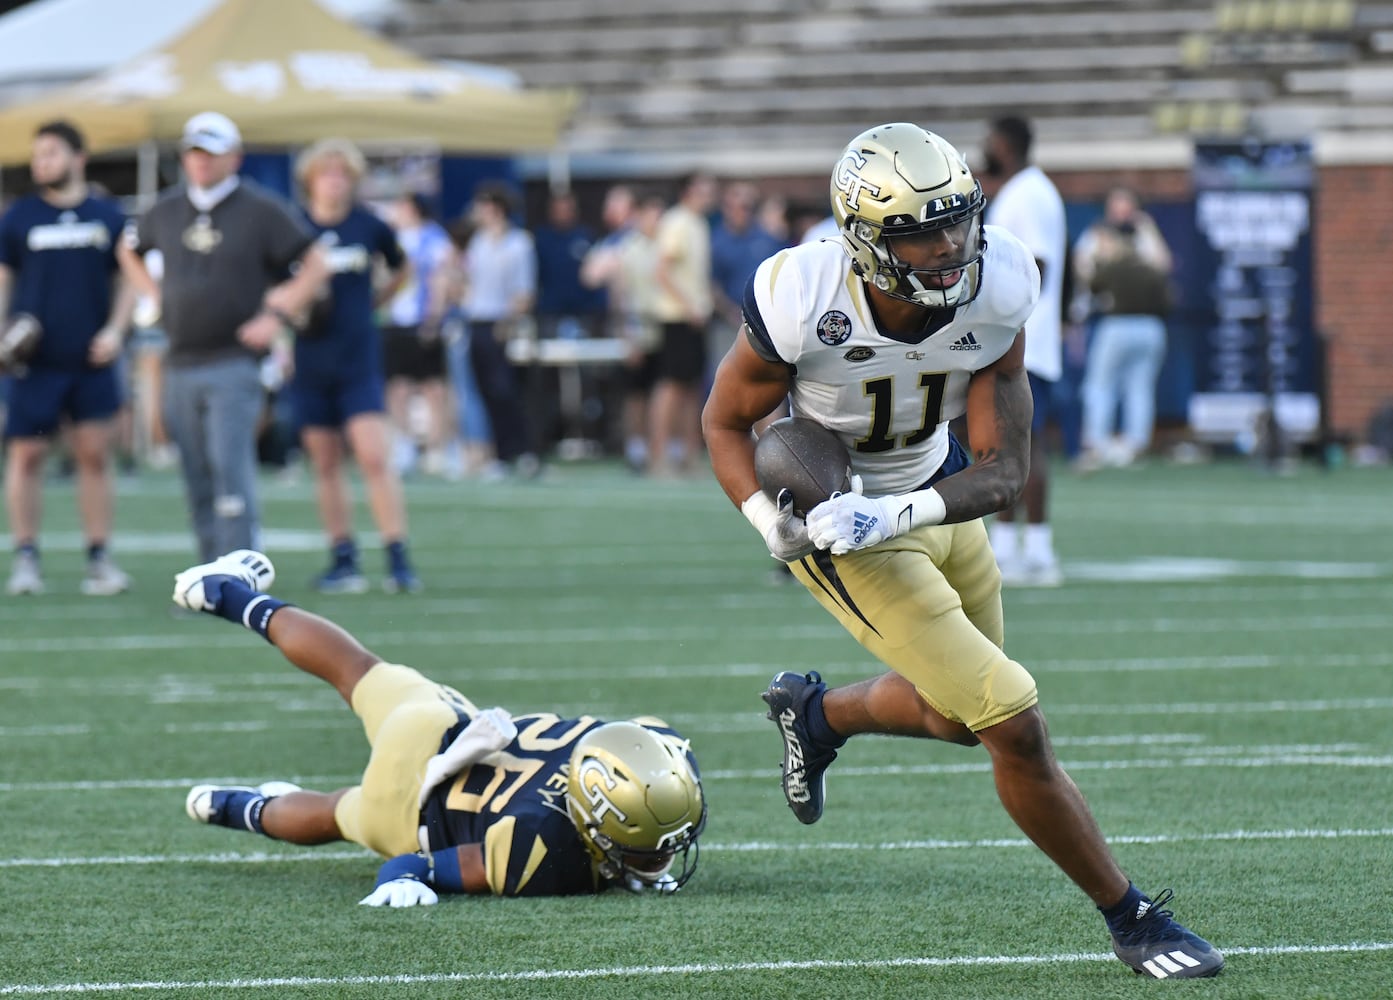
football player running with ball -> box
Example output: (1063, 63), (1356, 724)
(172, 550), (705, 902)
(703, 123), (1222, 979)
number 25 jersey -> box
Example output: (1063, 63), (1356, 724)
(742, 226), (1040, 496)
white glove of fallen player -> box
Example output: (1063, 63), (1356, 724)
(806, 476), (947, 555)
(358, 877), (439, 908)
(624, 872), (680, 894)
(742, 488), (815, 562)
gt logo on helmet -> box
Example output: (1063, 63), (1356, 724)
(577, 757), (628, 824)
(834, 151), (881, 212)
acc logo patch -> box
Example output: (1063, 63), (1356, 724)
(843, 346), (876, 362)
(816, 310), (853, 346)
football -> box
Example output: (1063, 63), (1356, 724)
(754, 416), (852, 518)
(0, 313), (42, 374)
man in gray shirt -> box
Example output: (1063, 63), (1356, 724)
(119, 112), (328, 561)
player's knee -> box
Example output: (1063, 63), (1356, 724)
(978, 705), (1052, 765)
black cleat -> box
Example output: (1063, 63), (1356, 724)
(761, 670), (838, 825)
(1111, 889), (1224, 979)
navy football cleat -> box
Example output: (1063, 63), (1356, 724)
(1111, 889), (1225, 978)
(761, 670), (838, 825)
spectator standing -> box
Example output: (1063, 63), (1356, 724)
(649, 172), (717, 477)
(292, 140), (418, 594)
(710, 181), (787, 366)
(1072, 187), (1174, 469)
(383, 193), (455, 479)
(0, 121), (135, 595)
(532, 190), (607, 449)
(980, 116), (1068, 587)
(458, 184), (539, 478)
(119, 112), (329, 563)
(582, 189), (665, 471)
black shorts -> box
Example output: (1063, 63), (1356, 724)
(383, 325), (446, 381)
(655, 322), (708, 385)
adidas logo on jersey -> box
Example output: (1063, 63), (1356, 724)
(949, 332), (982, 351)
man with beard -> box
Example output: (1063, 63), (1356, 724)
(0, 121), (135, 596)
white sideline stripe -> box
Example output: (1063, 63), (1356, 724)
(0, 745), (1386, 792)
(6, 827), (1393, 869)
(2, 942), (1391, 994)
(5, 609), (1393, 655)
(7, 650), (1393, 695)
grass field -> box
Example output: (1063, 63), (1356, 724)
(2, 458), (1392, 998)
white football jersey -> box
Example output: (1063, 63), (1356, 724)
(745, 226), (1040, 495)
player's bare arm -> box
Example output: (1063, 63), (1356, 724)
(115, 238), (159, 304)
(932, 328), (1032, 522)
(263, 241), (331, 322)
(703, 328), (793, 508)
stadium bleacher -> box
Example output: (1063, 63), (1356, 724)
(378, 0), (1390, 175)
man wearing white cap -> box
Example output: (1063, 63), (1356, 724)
(119, 112), (329, 561)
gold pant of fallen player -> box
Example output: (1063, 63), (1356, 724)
(790, 519), (1038, 731)
(334, 662), (481, 857)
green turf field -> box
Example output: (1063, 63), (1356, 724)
(2, 459), (1391, 998)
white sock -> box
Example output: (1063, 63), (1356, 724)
(989, 521), (1019, 560)
(1024, 524), (1056, 563)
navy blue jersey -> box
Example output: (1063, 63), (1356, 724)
(0, 194), (124, 370)
(419, 713), (690, 897)
(295, 205), (404, 378)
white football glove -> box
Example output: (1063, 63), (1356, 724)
(806, 476), (947, 555)
(743, 488), (815, 563)
(172, 549), (276, 613)
(624, 872), (680, 894)
(358, 877), (439, 908)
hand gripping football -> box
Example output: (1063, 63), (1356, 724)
(0, 313), (42, 373)
(753, 417), (852, 519)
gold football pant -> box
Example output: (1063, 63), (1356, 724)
(333, 663), (479, 857)
(790, 518), (1038, 731)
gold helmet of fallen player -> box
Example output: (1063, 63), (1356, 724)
(831, 122), (987, 309)
(566, 721), (706, 890)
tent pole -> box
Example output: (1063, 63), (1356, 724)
(137, 141), (159, 211)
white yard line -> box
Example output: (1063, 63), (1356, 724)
(1, 941), (1391, 994)
(5, 826), (1393, 870)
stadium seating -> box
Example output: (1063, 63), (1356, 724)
(380, 0), (1391, 173)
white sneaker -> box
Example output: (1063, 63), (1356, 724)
(6, 552), (44, 596)
(185, 781), (302, 824)
(172, 549), (277, 613)
(1019, 555), (1064, 588)
(81, 557), (132, 596)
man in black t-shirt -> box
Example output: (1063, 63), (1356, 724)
(118, 112), (329, 561)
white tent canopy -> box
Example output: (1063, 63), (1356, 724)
(0, 0), (517, 101)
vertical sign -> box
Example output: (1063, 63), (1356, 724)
(1190, 140), (1317, 441)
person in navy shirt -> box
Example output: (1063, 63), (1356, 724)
(0, 121), (135, 597)
(290, 139), (417, 595)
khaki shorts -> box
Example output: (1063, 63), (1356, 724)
(333, 663), (479, 858)
(790, 519), (1038, 731)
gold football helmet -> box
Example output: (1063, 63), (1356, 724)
(830, 122), (986, 309)
(566, 721), (706, 890)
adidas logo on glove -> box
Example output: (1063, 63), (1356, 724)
(851, 512), (879, 545)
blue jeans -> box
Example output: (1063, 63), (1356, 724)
(443, 318), (493, 448)
(1081, 314), (1167, 453)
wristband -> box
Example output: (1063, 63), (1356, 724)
(741, 490), (780, 538)
(430, 848), (465, 892)
(264, 306), (300, 331)
(375, 853), (431, 887)
(884, 487), (947, 533)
